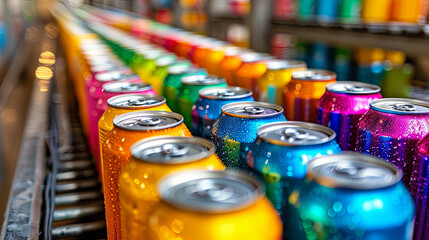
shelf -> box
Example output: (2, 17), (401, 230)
(210, 17), (247, 24)
(271, 23), (429, 57)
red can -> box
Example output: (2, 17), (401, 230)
(284, 69), (337, 122)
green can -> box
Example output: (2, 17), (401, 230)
(163, 62), (206, 112)
(146, 54), (178, 95)
(297, 0), (316, 21)
(133, 49), (166, 82)
(178, 75), (227, 130)
(339, 0), (361, 24)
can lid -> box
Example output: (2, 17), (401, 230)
(158, 170), (264, 213)
(131, 136), (215, 164)
(107, 94), (166, 109)
(266, 59), (306, 70)
(141, 49), (165, 59)
(370, 98), (429, 114)
(307, 152), (402, 189)
(326, 81), (381, 95)
(95, 70), (138, 82)
(292, 69), (336, 81)
(221, 101), (283, 118)
(241, 52), (273, 63)
(199, 86), (252, 100)
(102, 82), (152, 93)
(113, 111), (183, 131)
(155, 54), (177, 67)
(166, 61), (192, 74)
(90, 64), (124, 73)
(181, 75), (226, 86)
(257, 121), (335, 146)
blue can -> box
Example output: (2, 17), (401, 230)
(245, 121), (341, 239)
(192, 86), (254, 139)
(310, 42), (330, 69)
(211, 101), (286, 171)
(315, 0), (340, 24)
(291, 152), (415, 240)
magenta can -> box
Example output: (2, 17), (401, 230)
(85, 68), (142, 157)
(356, 98), (429, 187)
(411, 133), (429, 240)
(317, 82), (382, 150)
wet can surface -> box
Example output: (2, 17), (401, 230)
(178, 75), (227, 130)
(163, 62), (205, 112)
(234, 52), (273, 93)
(147, 170), (283, 240)
(119, 137), (224, 240)
(317, 82), (382, 150)
(98, 94), (171, 182)
(255, 59), (306, 105)
(102, 111), (192, 240)
(212, 101), (286, 171)
(283, 69), (337, 123)
(192, 86), (254, 139)
(411, 133), (429, 240)
(290, 152), (415, 240)
(355, 98), (429, 187)
(246, 121), (341, 239)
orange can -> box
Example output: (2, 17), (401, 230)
(98, 94), (171, 183)
(119, 137), (225, 240)
(102, 111), (192, 240)
(219, 50), (252, 86)
(174, 38), (193, 58)
(204, 45), (241, 76)
(234, 52), (273, 93)
(192, 41), (226, 67)
(283, 69), (337, 122)
(146, 170), (283, 240)
(391, 0), (426, 23)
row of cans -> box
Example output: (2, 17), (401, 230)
(273, 0), (429, 26)
(56, 6), (429, 240)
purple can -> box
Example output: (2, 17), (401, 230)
(356, 98), (429, 187)
(317, 81), (382, 150)
(411, 133), (429, 240)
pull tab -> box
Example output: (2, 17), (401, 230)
(128, 98), (147, 106)
(283, 128), (318, 143)
(120, 84), (140, 91)
(344, 85), (364, 92)
(138, 117), (162, 126)
(243, 106), (264, 115)
(215, 90), (235, 97)
(392, 103), (416, 112)
(193, 180), (234, 202)
(332, 163), (389, 179)
(161, 144), (189, 157)
(332, 163), (359, 176)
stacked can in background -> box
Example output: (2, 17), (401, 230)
(355, 98), (429, 187)
(101, 111), (192, 240)
(317, 82), (382, 150)
(192, 86), (254, 139)
(147, 170), (283, 240)
(144, 53), (177, 95)
(283, 69), (337, 122)
(246, 121), (341, 239)
(119, 137), (224, 239)
(234, 52), (273, 93)
(291, 153), (415, 239)
(212, 101), (286, 170)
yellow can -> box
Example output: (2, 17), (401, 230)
(391, 0), (425, 23)
(204, 46), (241, 76)
(119, 137), (225, 240)
(354, 47), (386, 65)
(147, 170), (283, 240)
(361, 0), (392, 23)
(255, 59), (307, 105)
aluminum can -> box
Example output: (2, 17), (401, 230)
(361, 0), (392, 24)
(310, 43), (330, 69)
(204, 46), (241, 76)
(219, 50), (250, 86)
(391, 0), (424, 23)
(144, 54), (177, 95)
(356, 98), (429, 187)
(212, 101), (286, 170)
(284, 69), (337, 122)
(163, 63), (206, 112)
(178, 75), (227, 130)
(192, 86), (254, 139)
(255, 59), (306, 105)
(339, 0), (362, 24)
(246, 121), (341, 239)
(98, 94), (171, 182)
(273, 0), (297, 20)
(133, 49), (166, 81)
(290, 152), (415, 240)
(332, 47), (352, 81)
(315, 0), (340, 24)
(235, 52), (273, 93)
(297, 0), (316, 21)
(317, 82), (382, 150)
(119, 137), (225, 240)
(411, 133), (429, 240)
(102, 111), (192, 240)
(146, 170), (282, 240)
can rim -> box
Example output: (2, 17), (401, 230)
(306, 152), (402, 189)
(221, 101), (284, 119)
(107, 94), (166, 109)
(326, 81), (381, 95)
(113, 110), (183, 131)
(166, 61), (193, 75)
(257, 121), (336, 146)
(266, 59), (307, 70)
(292, 69), (336, 81)
(370, 98), (429, 115)
(158, 170), (265, 213)
(130, 136), (215, 164)
(199, 86), (253, 100)
(181, 75), (226, 86)
(102, 82), (152, 93)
